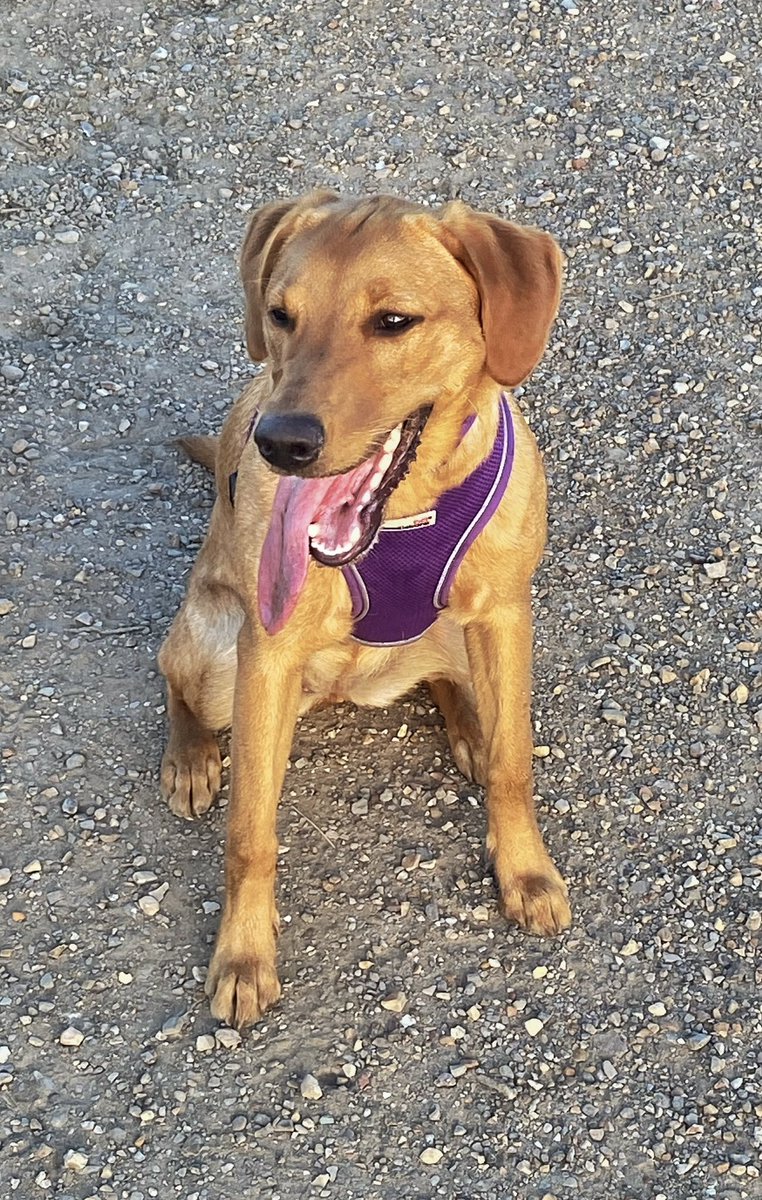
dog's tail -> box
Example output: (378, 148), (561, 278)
(175, 434), (218, 473)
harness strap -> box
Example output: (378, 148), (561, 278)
(343, 395), (514, 646)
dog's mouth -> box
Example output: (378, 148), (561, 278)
(258, 407), (431, 635)
(308, 407), (430, 567)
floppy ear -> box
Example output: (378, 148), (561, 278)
(438, 201), (563, 387)
(239, 190), (339, 361)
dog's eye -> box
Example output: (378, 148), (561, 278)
(269, 307), (291, 328)
(375, 312), (420, 335)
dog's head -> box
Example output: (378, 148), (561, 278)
(242, 191), (562, 586)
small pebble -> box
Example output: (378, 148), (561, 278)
(380, 993), (407, 1013)
(420, 1147), (444, 1165)
(63, 1150), (88, 1171)
(704, 560), (727, 579)
(601, 702), (627, 726)
(300, 1073), (323, 1101)
(619, 940), (641, 956)
(160, 1012), (189, 1040)
(686, 1032), (711, 1051)
(60, 1026), (85, 1047)
(216, 1027), (242, 1049)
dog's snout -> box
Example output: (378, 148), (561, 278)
(254, 412), (325, 472)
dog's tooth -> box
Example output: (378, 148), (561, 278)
(361, 489), (373, 505)
(308, 523), (321, 538)
(369, 470), (384, 490)
(384, 427), (401, 453)
(378, 452), (393, 475)
(348, 523), (362, 545)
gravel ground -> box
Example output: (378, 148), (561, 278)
(1, 2), (760, 1198)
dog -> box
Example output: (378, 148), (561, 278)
(158, 190), (570, 1029)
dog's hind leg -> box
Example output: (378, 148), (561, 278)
(158, 506), (242, 820)
(429, 678), (487, 786)
(160, 683), (223, 820)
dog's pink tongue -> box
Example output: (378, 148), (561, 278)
(258, 475), (333, 634)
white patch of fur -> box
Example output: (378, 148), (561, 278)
(187, 603), (243, 658)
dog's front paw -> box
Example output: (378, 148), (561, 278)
(205, 925), (281, 1028)
(160, 737), (221, 820)
(499, 866), (571, 937)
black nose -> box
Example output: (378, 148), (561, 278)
(253, 412), (325, 472)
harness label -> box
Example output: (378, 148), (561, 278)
(381, 510), (437, 531)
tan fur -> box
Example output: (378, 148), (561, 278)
(175, 434), (218, 473)
(158, 191), (570, 1028)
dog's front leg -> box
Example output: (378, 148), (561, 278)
(465, 593), (571, 936)
(205, 618), (302, 1028)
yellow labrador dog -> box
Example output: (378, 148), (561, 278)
(158, 191), (569, 1028)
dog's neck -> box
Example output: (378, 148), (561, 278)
(385, 378), (504, 521)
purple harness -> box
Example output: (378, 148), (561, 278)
(342, 395), (515, 646)
(230, 396), (515, 645)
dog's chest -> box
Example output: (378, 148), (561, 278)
(300, 616), (468, 712)
(300, 642), (414, 709)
